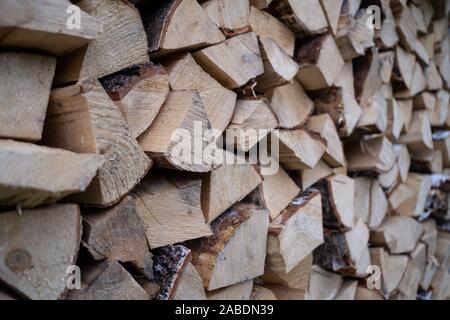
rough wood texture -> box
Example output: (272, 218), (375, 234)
(0, 53), (56, 141)
(0, 205), (82, 300)
(188, 204), (269, 290)
(0, 0), (102, 56)
(0, 140), (103, 208)
(134, 171), (212, 248)
(395, 173), (431, 217)
(44, 78), (152, 207)
(207, 280), (253, 300)
(202, 0), (250, 36)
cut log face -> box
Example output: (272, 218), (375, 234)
(369, 180), (388, 230)
(0, 205), (82, 300)
(0, 140), (103, 208)
(386, 98), (404, 140)
(251, 285), (277, 300)
(172, 262), (207, 300)
(370, 216), (423, 254)
(421, 219), (438, 258)
(82, 196), (154, 280)
(413, 92), (436, 111)
(274, 129), (327, 170)
(256, 38), (299, 91)
(425, 61), (443, 91)
(300, 160), (333, 189)
(395, 62), (427, 98)
(411, 150), (443, 174)
(308, 265), (343, 300)
(0, 53), (56, 142)
(307, 114), (346, 167)
(248, 6), (295, 57)
(334, 280), (358, 300)
(138, 90), (219, 172)
(378, 163), (399, 190)
(55, 0), (150, 83)
(295, 34), (345, 91)
(201, 0), (250, 36)
(431, 90), (449, 127)
(192, 32), (264, 89)
(163, 53), (237, 133)
(44, 78), (152, 207)
(394, 144), (411, 182)
(388, 183), (414, 212)
(100, 62), (169, 139)
(395, 260), (422, 300)
(395, 173), (431, 217)
(356, 92), (388, 133)
(0, 0), (102, 56)
(316, 174), (355, 230)
(201, 153), (262, 223)
(68, 260), (150, 300)
(392, 46), (416, 93)
(320, 0), (343, 36)
(266, 81), (313, 129)
(188, 204), (269, 290)
(346, 136), (396, 174)
(379, 51), (396, 84)
(227, 98), (278, 152)
(141, 0), (225, 57)
(265, 191), (323, 274)
(133, 171), (212, 248)
(353, 49), (382, 108)
(353, 177), (371, 224)
(269, 0), (329, 35)
(369, 247), (408, 297)
(207, 280), (253, 300)
(397, 99), (413, 131)
(262, 254), (313, 289)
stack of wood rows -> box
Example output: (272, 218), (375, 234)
(0, 0), (450, 300)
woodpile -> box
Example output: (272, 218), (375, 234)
(0, 0), (450, 301)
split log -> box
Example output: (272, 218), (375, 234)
(388, 183), (414, 212)
(207, 280), (253, 300)
(369, 247), (408, 297)
(395, 260), (422, 300)
(0, 205), (82, 300)
(0, 53), (56, 141)
(68, 260), (150, 300)
(201, 0), (250, 36)
(308, 265), (343, 300)
(414, 92), (436, 111)
(300, 160), (333, 189)
(265, 81), (313, 129)
(394, 144), (411, 182)
(353, 49), (382, 108)
(248, 6), (295, 57)
(397, 99), (414, 131)
(379, 163), (400, 189)
(201, 153), (262, 222)
(399, 110), (433, 152)
(375, 0), (399, 49)
(55, 0), (150, 83)
(353, 177), (371, 223)
(379, 51), (396, 83)
(356, 92), (388, 133)
(410, 243), (427, 277)
(370, 216), (423, 254)
(411, 150), (443, 174)
(265, 191), (323, 275)
(226, 98), (278, 152)
(254, 166), (300, 220)
(395, 62), (427, 98)
(188, 204), (269, 290)
(421, 219), (438, 258)
(369, 180), (388, 229)
(141, 0), (225, 57)
(192, 32), (264, 89)
(320, 0), (344, 36)
(420, 257), (438, 291)
(431, 90), (450, 127)
(0, 0), (101, 56)
(315, 175), (355, 230)
(425, 61), (444, 91)
(434, 131), (450, 168)
(133, 171), (212, 248)
(100, 62), (169, 138)
(306, 114), (346, 168)
(163, 53), (237, 133)
(262, 254), (313, 290)
(251, 285), (277, 300)
(274, 128), (327, 170)
(295, 34), (345, 91)
(346, 136), (396, 174)
(0, 140), (103, 208)
(395, 173), (431, 217)
(82, 196), (154, 280)
(386, 98), (404, 140)
(138, 90), (219, 172)
(256, 38), (299, 91)
(172, 262), (207, 300)
(268, 0), (329, 35)
(392, 46), (416, 93)
(44, 78), (152, 206)
(334, 280), (358, 300)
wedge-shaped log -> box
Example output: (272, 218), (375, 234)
(0, 205), (82, 300)
(188, 204), (269, 290)
(411, 150), (443, 174)
(248, 6), (295, 57)
(82, 196), (154, 280)
(395, 173), (431, 217)
(370, 216), (423, 254)
(269, 0), (329, 35)
(201, 0), (250, 36)
(300, 160), (333, 189)
(55, 0), (149, 83)
(266, 81), (313, 129)
(388, 183), (413, 213)
(100, 62), (169, 138)
(399, 110), (433, 153)
(295, 34), (345, 91)
(431, 90), (449, 127)
(262, 254), (313, 290)
(163, 53), (236, 133)
(134, 171), (212, 248)
(265, 191), (323, 276)
(44, 78), (151, 206)
(207, 280), (254, 300)
(202, 153), (262, 222)
(0, 53), (56, 141)
(138, 90), (219, 172)
(308, 265), (343, 300)
(274, 128), (327, 170)
(141, 0), (225, 57)
(0, 0), (101, 56)
(193, 32), (264, 89)
(0, 140), (103, 208)
(353, 49), (382, 108)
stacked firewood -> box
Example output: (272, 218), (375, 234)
(0, 0), (450, 300)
